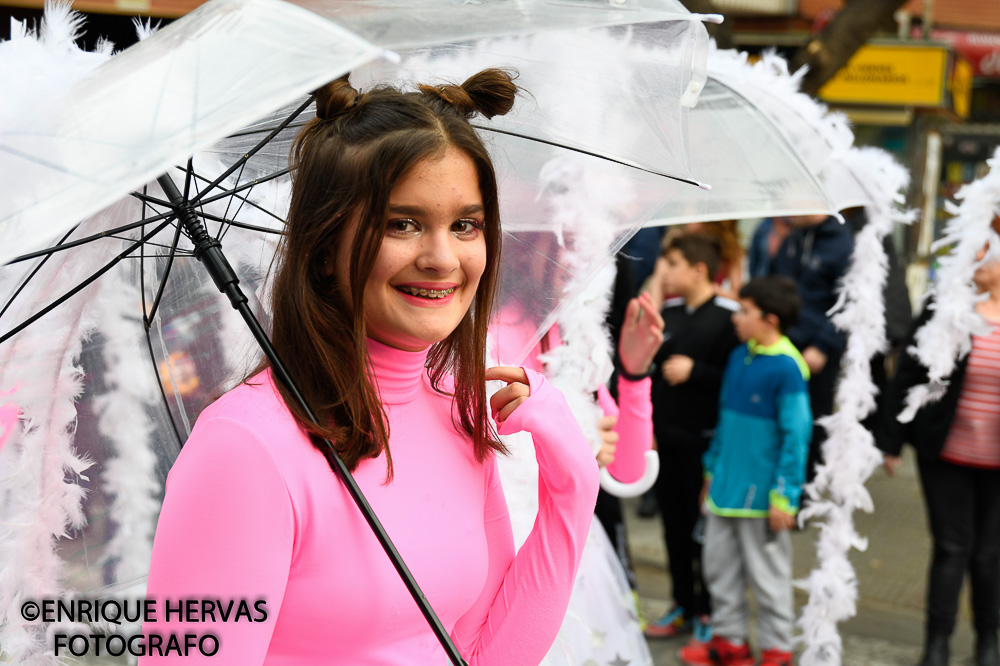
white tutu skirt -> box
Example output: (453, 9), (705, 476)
(497, 431), (652, 666)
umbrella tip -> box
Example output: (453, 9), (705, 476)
(697, 181), (712, 191)
(381, 49), (401, 64)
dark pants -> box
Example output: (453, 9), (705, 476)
(805, 351), (842, 485)
(918, 455), (1000, 637)
(655, 434), (711, 617)
(594, 488), (637, 590)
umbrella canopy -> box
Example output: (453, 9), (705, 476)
(0, 4), (711, 661)
(645, 75), (840, 226)
(0, 0), (711, 267)
(706, 47), (874, 213)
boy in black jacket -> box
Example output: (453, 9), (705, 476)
(645, 234), (740, 641)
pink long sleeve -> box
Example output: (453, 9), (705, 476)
(602, 376), (653, 483)
(453, 368), (600, 665)
(140, 417), (294, 663)
(142, 343), (596, 665)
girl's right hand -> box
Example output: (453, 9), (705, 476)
(486, 366), (530, 427)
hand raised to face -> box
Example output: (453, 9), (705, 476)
(618, 291), (665, 377)
(486, 366), (531, 427)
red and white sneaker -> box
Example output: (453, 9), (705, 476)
(758, 648), (794, 666)
(678, 636), (755, 666)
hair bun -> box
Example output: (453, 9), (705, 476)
(419, 67), (518, 120)
(314, 74), (360, 121)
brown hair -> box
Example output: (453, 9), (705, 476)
(692, 221), (743, 275)
(262, 68), (518, 478)
(665, 233), (722, 281)
(739, 276), (799, 333)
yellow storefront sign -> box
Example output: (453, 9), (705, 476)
(819, 44), (949, 107)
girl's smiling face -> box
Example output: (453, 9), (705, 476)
(333, 147), (487, 351)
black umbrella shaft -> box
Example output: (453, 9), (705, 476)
(156, 175), (467, 666)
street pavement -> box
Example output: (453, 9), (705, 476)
(628, 447), (978, 665)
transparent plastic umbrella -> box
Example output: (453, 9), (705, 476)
(0, 3), (712, 662)
(0, 0), (711, 267)
(645, 75), (841, 226)
(707, 47), (875, 212)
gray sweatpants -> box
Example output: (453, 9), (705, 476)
(702, 512), (794, 651)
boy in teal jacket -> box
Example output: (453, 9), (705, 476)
(680, 276), (812, 666)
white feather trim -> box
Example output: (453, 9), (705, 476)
(900, 147), (1000, 420)
(536, 156), (624, 459)
(0, 8), (119, 660)
(92, 270), (160, 619)
(797, 147), (915, 666)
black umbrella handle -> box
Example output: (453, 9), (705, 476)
(156, 174), (468, 666)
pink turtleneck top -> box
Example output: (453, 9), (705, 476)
(141, 339), (599, 665)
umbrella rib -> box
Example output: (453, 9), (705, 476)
(194, 209), (283, 235)
(193, 167), (291, 209)
(469, 124), (706, 188)
(0, 218), (174, 345)
(143, 327), (187, 450)
(145, 220), (186, 326)
(220, 160), (251, 237)
(225, 119), (309, 140)
(140, 185), (149, 323)
(219, 181), (254, 243)
(189, 169), (289, 225)
(135, 187), (187, 453)
(0, 226), (78, 322)
(109, 237), (190, 253)
(188, 96), (314, 207)
(183, 157), (195, 201)
(6, 214), (179, 265)
(130, 190), (172, 208)
(123, 252), (194, 259)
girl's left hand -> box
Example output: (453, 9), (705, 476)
(486, 366), (531, 426)
(618, 291), (666, 377)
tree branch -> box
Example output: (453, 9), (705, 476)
(791, 0), (909, 96)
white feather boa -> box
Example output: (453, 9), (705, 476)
(494, 155), (630, 547)
(797, 148), (916, 666)
(898, 147), (1000, 422)
(535, 157), (621, 457)
(0, 10), (120, 661)
(93, 271), (160, 617)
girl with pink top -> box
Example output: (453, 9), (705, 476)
(141, 69), (599, 664)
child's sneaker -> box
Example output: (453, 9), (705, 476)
(692, 615), (713, 643)
(643, 606), (690, 638)
(757, 648), (794, 666)
(678, 636), (754, 666)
